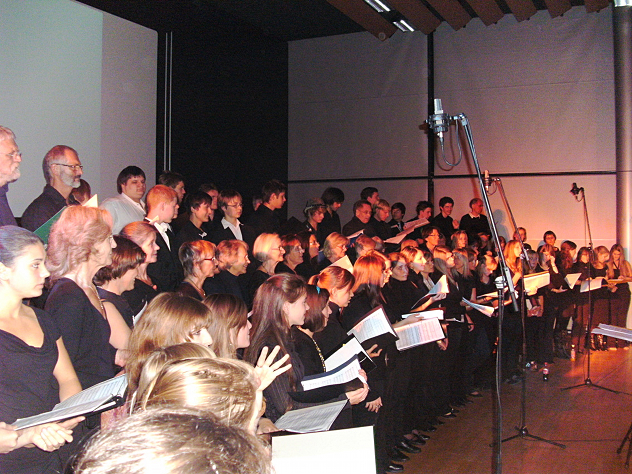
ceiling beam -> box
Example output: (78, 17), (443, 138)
(544, 0), (572, 18)
(465, 0), (505, 26)
(584, 0), (611, 13)
(424, 0), (471, 30)
(388, 0), (441, 34)
(503, 0), (538, 22)
(326, 0), (398, 40)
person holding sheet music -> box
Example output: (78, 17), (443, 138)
(607, 244), (632, 348)
(571, 247), (592, 352)
(591, 246), (611, 350)
(244, 274), (368, 424)
(501, 240), (525, 384)
(0, 226), (84, 474)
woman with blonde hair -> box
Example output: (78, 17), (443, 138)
(591, 245), (611, 350)
(451, 230), (468, 251)
(125, 293), (214, 393)
(248, 233), (285, 303)
(45, 206), (121, 389)
(607, 244), (632, 345)
(203, 293), (251, 358)
(177, 240), (217, 300)
(119, 221), (160, 317)
(318, 232), (349, 271)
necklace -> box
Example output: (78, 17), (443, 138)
(90, 285), (106, 319)
(310, 336), (326, 372)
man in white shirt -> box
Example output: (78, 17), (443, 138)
(101, 166), (147, 234)
(211, 189), (256, 251)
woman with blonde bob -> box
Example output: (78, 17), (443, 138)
(125, 293), (215, 393)
(249, 233), (285, 303)
(203, 293), (252, 358)
(319, 232), (349, 271)
(177, 240), (217, 300)
(45, 206), (121, 390)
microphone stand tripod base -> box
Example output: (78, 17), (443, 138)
(501, 426), (566, 449)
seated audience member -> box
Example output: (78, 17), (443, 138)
(71, 178), (92, 204)
(119, 222), (160, 317)
(319, 186), (345, 243)
(72, 407), (272, 474)
(295, 230), (320, 280)
(303, 197), (327, 243)
(459, 198), (490, 244)
(21, 145), (82, 231)
(407, 200), (433, 243)
(361, 186), (380, 206)
(204, 294), (252, 358)
(125, 293), (215, 393)
(432, 196), (459, 242)
(144, 185), (182, 292)
(371, 199), (392, 241)
(0, 226), (83, 474)
(276, 234), (304, 275)
(0, 126), (21, 226)
(177, 240), (218, 301)
(248, 233), (285, 303)
(101, 166), (147, 234)
(342, 200), (375, 237)
(247, 179), (287, 236)
(45, 206), (119, 390)
(94, 235), (146, 330)
(319, 232), (350, 271)
(174, 191), (213, 250)
(210, 189), (256, 250)
(203, 239), (250, 302)
(388, 202), (406, 236)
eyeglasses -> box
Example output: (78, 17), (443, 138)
(53, 162), (83, 171)
(204, 256), (218, 263)
(2, 151), (21, 159)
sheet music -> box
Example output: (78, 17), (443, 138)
(330, 255), (353, 273)
(384, 227), (415, 244)
(581, 277), (605, 292)
(347, 306), (396, 343)
(346, 229), (364, 240)
(133, 301), (148, 326)
(564, 273), (581, 288)
(301, 357), (366, 392)
(324, 337), (369, 372)
(592, 324), (632, 342)
(461, 298), (495, 317)
(395, 318), (444, 351)
(401, 309), (444, 321)
(523, 271), (550, 295)
(273, 400), (348, 433)
(403, 217), (429, 230)
(13, 375), (127, 429)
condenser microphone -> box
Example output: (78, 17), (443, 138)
(484, 170), (492, 193)
(427, 98), (450, 151)
(570, 182), (582, 196)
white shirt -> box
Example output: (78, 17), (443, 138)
(221, 217), (243, 241)
(101, 193), (146, 234)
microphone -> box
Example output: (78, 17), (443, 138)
(570, 182), (582, 196)
(427, 98), (450, 151)
(484, 170), (492, 193)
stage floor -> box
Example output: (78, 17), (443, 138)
(404, 347), (632, 474)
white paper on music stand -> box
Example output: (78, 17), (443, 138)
(565, 273), (581, 289)
(403, 217), (429, 230)
(581, 277), (605, 292)
(592, 324), (632, 342)
(324, 337), (370, 372)
(347, 306), (397, 343)
(273, 400), (348, 433)
(13, 375), (128, 429)
(462, 298), (495, 317)
(401, 309), (444, 320)
(395, 318), (445, 351)
(330, 255), (353, 273)
(301, 357), (366, 392)
(272, 426), (376, 474)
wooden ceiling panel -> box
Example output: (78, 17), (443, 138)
(388, 0), (441, 34)
(544, 0), (572, 17)
(326, 0), (398, 40)
(504, 0), (538, 22)
(424, 0), (472, 30)
(466, 0), (505, 26)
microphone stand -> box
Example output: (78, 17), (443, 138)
(561, 185), (618, 394)
(427, 107), (518, 474)
(490, 177), (566, 449)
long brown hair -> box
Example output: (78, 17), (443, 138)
(203, 293), (249, 358)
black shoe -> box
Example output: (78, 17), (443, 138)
(385, 462), (404, 473)
(452, 400), (466, 408)
(413, 433), (430, 441)
(396, 440), (421, 454)
(441, 412), (457, 419)
(430, 418), (445, 425)
(419, 424), (437, 433)
(387, 448), (409, 463)
(404, 436), (426, 447)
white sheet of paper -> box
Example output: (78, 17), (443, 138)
(347, 306), (396, 343)
(461, 298), (495, 317)
(565, 273), (582, 288)
(581, 277), (605, 292)
(324, 337), (369, 372)
(395, 318), (445, 351)
(301, 357), (365, 391)
(401, 309), (444, 320)
(403, 217), (429, 230)
(273, 400), (348, 433)
(384, 227), (415, 244)
(330, 255), (353, 273)
(272, 426), (376, 474)
(592, 324), (632, 342)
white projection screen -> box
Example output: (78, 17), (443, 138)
(288, 6), (615, 251)
(0, 0), (157, 217)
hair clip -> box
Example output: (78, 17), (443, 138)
(315, 285), (321, 294)
(209, 460), (220, 474)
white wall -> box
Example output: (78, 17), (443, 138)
(288, 6), (615, 250)
(0, 0), (157, 216)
